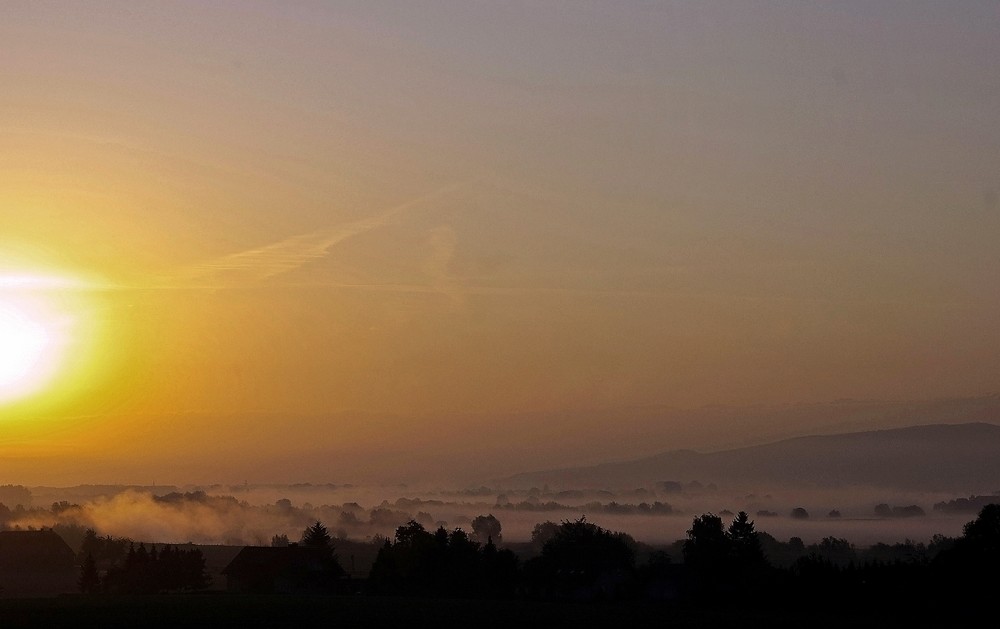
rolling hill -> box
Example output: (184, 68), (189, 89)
(496, 423), (1000, 493)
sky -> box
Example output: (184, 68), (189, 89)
(1, 1), (999, 486)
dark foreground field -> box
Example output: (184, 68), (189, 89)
(0, 594), (970, 629)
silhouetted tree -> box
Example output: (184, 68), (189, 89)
(298, 521), (346, 581)
(480, 536), (519, 597)
(135, 542), (150, 565)
(524, 517), (635, 599)
(683, 514), (730, 573)
(934, 503), (1000, 597)
(368, 520), (517, 598)
(79, 528), (101, 563)
(959, 503), (1000, 550)
(301, 521), (333, 550)
(445, 528), (482, 593)
(271, 534), (290, 547)
(367, 520), (435, 592)
(394, 520), (430, 547)
(471, 514), (502, 544)
(103, 544), (210, 594)
(728, 511), (766, 567)
(78, 530), (130, 569)
(529, 520), (560, 554)
(180, 548), (211, 591)
(808, 537), (856, 567)
(683, 512), (774, 603)
(78, 553), (100, 594)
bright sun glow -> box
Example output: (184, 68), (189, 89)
(0, 303), (52, 389)
(0, 274), (84, 406)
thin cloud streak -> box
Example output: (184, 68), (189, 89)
(172, 183), (466, 287)
(140, 277), (969, 310)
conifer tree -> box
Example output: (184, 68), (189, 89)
(301, 521), (333, 549)
(79, 553), (100, 594)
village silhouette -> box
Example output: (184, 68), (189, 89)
(1, 498), (997, 627)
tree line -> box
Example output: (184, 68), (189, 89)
(72, 504), (1000, 613)
(77, 529), (210, 594)
(363, 504), (1000, 609)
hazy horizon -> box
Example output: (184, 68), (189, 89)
(4, 395), (999, 487)
(6, 466), (993, 550)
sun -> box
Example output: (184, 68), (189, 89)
(0, 302), (52, 392)
(0, 274), (80, 406)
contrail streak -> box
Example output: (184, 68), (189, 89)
(174, 183), (464, 286)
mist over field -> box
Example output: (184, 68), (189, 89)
(3, 479), (988, 550)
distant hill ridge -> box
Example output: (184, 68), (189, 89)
(497, 422), (1000, 492)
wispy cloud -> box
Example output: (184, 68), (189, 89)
(422, 225), (461, 304)
(186, 220), (380, 283)
(172, 183), (465, 288)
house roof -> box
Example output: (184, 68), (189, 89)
(0, 529), (76, 569)
(222, 545), (335, 577)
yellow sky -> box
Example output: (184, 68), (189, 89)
(1, 2), (999, 485)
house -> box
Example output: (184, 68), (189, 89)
(222, 545), (346, 594)
(0, 529), (78, 597)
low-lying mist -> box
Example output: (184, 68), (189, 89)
(2, 481), (990, 550)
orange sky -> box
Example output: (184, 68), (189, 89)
(1, 2), (998, 485)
